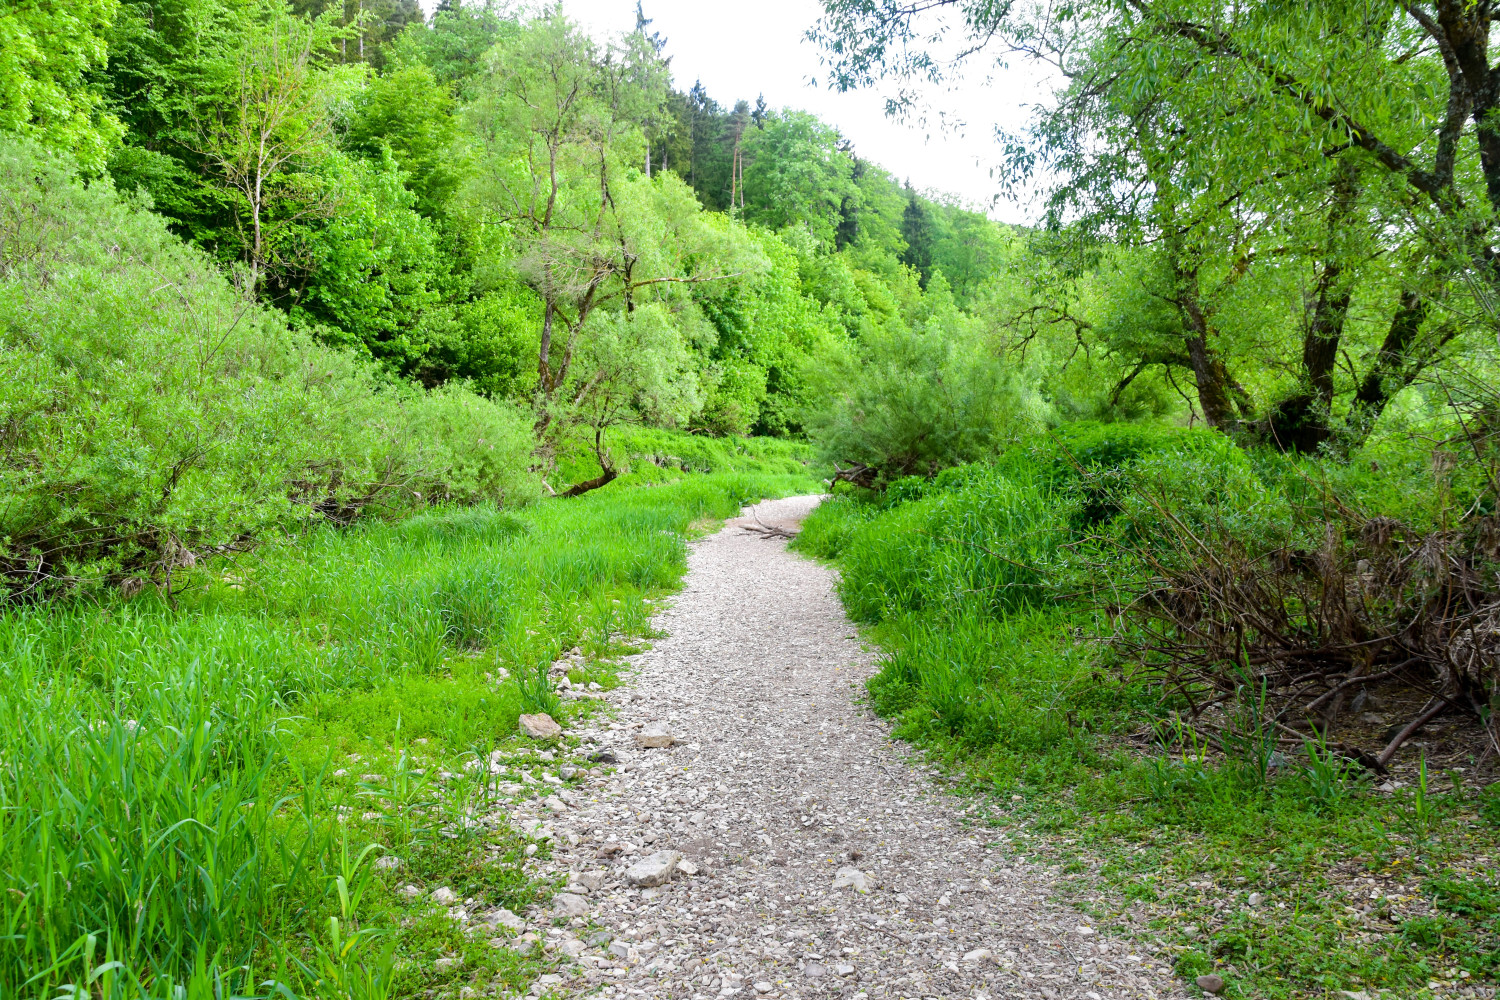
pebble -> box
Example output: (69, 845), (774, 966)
(634, 726), (677, 748)
(1196, 973), (1225, 994)
(832, 866), (875, 893)
(551, 893), (589, 917)
(429, 886), (458, 905)
(479, 907), (526, 932)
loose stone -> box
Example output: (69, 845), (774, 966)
(518, 713), (562, 739)
(624, 850), (681, 887)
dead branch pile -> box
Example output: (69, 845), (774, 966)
(1109, 498), (1500, 770)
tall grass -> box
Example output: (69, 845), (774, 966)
(795, 425), (1500, 997)
(0, 471), (810, 997)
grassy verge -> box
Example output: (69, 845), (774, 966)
(0, 468), (814, 998)
(554, 426), (819, 489)
(794, 456), (1500, 1000)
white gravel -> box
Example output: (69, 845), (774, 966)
(526, 496), (1186, 1000)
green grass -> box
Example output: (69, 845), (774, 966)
(0, 468), (814, 998)
(554, 425), (819, 489)
(795, 465), (1500, 1000)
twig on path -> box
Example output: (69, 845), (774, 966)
(742, 508), (798, 540)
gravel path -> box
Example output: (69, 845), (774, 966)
(524, 496), (1186, 1000)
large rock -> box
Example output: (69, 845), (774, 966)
(1196, 974), (1226, 995)
(519, 713), (562, 739)
(633, 727), (677, 749)
(478, 906), (525, 932)
(552, 892), (589, 917)
(624, 850), (681, 887)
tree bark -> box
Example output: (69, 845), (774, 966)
(1173, 263), (1240, 429)
(1263, 164), (1360, 453)
(1344, 290), (1432, 439)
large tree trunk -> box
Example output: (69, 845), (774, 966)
(1173, 263), (1240, 428)
(1263, 165), (1360, 453)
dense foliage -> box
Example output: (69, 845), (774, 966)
(6, 0), (1500, 996)
(0, 137), (535, 594)
(796, 422), (1500, 995)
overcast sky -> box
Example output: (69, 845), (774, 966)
(452, 0), (1052, 223)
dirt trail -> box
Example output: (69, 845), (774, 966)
(531, 495), (1184, 1000)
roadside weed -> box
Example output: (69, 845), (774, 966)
(0, 470), (813, 995)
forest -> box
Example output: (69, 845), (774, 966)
(0, 0), (1497, 997)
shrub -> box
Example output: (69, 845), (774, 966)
(805, 324), (1042, 487)
(0, 137), (537, 595)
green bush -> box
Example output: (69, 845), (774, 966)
(830, 465), (1074, 625)
(805, 324), (1042, 485)
(0, 137), (537, 595)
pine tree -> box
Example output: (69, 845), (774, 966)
(900, 181), (934, 287)
(836, 158), (865, 249)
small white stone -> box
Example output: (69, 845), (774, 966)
(963, 948), (993, 962)
(634, 727), (677, 749)
(552, 893), (589, 917)
(430, 886), (459, 905)
(519, 713), (562, 739)
(831, 867), (874, 893)
(479, 907), (525, 932)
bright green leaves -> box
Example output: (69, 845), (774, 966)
(0, 0), (124, 170)
(740, 110), (857, 245)
(345, 63), (461, 214)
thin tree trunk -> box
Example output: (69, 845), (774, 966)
(1343, 290), (1431, 442)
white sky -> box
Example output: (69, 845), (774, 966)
(436, 0), (1053, 222)
(566, 0), (1045, 222)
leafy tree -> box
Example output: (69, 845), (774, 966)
(563, 303), (702, 492)
(898, 180), (932, 286)
(464, 11), (756, 465)
(0, 0), (124, 170)
(808, 309), (1040, 485)
(383, 0), (516, 98)
(289, 149), (444, 367)
(292, 0), (422, 67)
(813, 0), (1490, 452)
(188, 6), (343, 286)
(741, 110), (855, 244)
(344, 62), (460, 213)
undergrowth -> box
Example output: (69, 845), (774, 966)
(794, 422), (1500, 1000)
(0, 469), (812, 998)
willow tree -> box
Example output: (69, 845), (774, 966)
(814, 0), (1494, 451)
(465, 11), (759, 480)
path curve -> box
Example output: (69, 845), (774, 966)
(539, 496), (1184, 1000)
